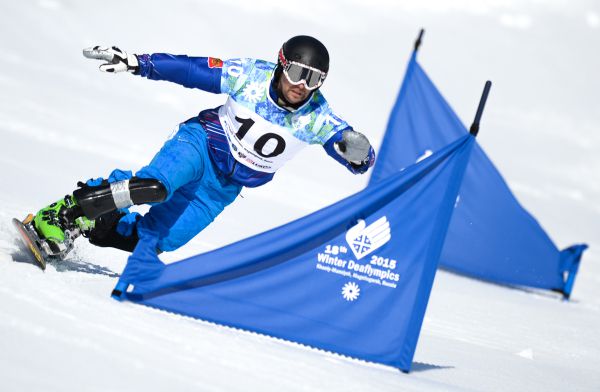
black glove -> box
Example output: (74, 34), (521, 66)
(83, 46), (139, 73)
(349, 160), (370, 174)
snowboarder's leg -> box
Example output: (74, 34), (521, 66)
(135, 119), (213, 198)
(32, 177), (167, 256)
(83, 121), (241, 253)
(85, 175), (241, 254)
(32, 119), (222, 256)
(135, 121), (243, 252)
(87, 210), (141, 252)
(137, 169), (242, 252)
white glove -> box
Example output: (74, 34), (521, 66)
(334, 130), (371, 164)
(83, 46), (139, 73)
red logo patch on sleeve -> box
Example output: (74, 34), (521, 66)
(207, 57), (223, 68)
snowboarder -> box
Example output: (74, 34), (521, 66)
(21, 35), (376, 264)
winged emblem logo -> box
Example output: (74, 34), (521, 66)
(345, 216), (391, 260)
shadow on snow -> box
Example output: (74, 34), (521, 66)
(10, 237), (120, 278)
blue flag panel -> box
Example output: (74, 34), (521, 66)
(370, 52), (587, 297)
(116, 134), (475, 372)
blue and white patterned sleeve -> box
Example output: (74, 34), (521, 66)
(313, 102), (351, 146)
(317, 107), (375, 174)
(220, 58), (257, 96)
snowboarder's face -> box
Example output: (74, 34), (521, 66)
(279, 74), (311, 104)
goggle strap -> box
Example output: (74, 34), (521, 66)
(279, 47), (327, 78)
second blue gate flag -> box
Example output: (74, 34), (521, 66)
(370, 48), (587, 298)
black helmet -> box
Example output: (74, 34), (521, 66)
(278, 35), (329, 73)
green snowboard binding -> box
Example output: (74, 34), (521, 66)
(32, 195), (94, 260)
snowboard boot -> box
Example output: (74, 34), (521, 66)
(33, 195), (94, 258)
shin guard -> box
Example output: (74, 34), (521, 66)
(73, 177), (167, 220)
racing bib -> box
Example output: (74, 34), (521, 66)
(218, 97), (309, 173)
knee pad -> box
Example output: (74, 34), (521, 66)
(73, 177), (167, 220)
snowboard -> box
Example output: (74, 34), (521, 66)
(12, 214), (47, 270)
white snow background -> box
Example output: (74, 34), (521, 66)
(0, 0), (599, 391)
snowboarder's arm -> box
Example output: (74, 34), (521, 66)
(82, 46), (222, 93)
(135, 53), (223, 93)
(313, 102), (375, 175)
(323, 128), (376, 175)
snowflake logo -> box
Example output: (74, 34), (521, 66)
(341, 282), (360, 302)
(242, 82), (265, 103)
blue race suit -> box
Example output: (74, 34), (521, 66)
(108, 54), (375, 252)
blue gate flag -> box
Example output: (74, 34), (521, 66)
(115, 134), (475, 372)
(369, 50), (587, 298)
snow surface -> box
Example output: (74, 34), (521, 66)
(1, 0), (599, 391)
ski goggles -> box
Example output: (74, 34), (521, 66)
(279, 49), (327, 90)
